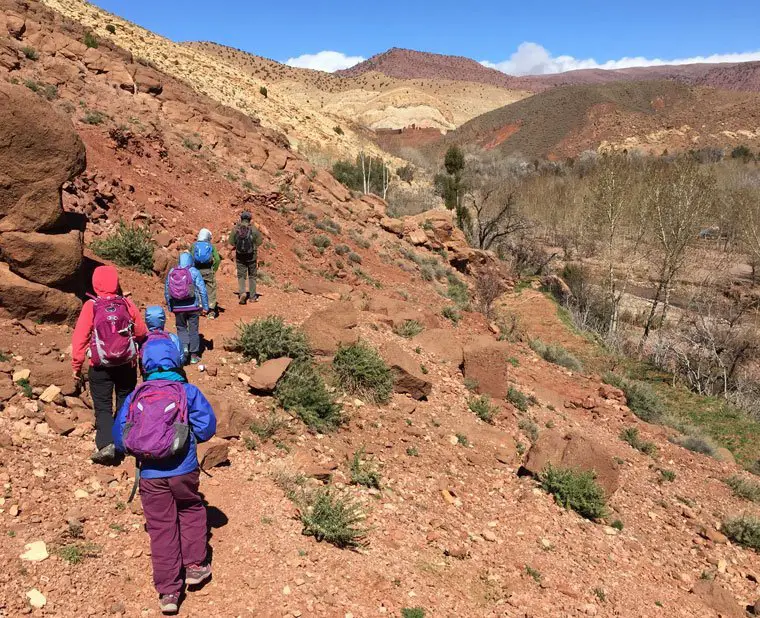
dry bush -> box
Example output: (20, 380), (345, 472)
(474, 268), (508, 319)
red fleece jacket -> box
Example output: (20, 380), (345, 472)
(71, 266), (148, 374)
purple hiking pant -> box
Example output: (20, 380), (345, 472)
(139, 469), (207, 595)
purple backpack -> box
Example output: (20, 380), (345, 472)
(123, 380), (189, 460)
(168, 267), (194, 302)
(89, 297), (137, 367)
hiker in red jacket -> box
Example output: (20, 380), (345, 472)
(71, 265), (148, 464)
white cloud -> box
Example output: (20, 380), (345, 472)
(482, 42), (760, 76)
(285, 51), (365, 72)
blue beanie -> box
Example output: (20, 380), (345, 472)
(145, 305), (167, 331)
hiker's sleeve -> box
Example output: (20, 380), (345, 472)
(71, 300), (94, 374)
(113, 393), (133, 453)
(170, 334), (182, 353)
(228, 228), (237, 247)
(186, 385), (216, 442)
(212, 246), (221, 272)
(192, 268), (209, 311)
(163, 273), (171, 309)
(128, 300), (148, 342)
(254, 228), (263, 247)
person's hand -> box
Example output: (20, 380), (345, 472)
(201, 310), (208, 316)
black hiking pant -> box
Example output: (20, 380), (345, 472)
(88, 364), (137, 450)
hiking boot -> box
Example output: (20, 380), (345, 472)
(159, 593), (179, 614)
(239, 294), (247, 305)
(190, 354), (201, 365)
(185, 563), (212, 586)
(90, 443), (117, 465)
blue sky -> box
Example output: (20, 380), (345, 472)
(90, 0), (760, 74)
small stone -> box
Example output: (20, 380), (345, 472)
(110, 601), (126, 614)
(540, 538), (553, 549)
(39, 385), (61, 403)
(74, 489), (89, 499)
(12, 368), (30, 382)
(20, 541), (48, 562)
(603, 526), (619, 536)
(283, 585), (291, 595)
(237, 373), (251, 386)
(482, 529), (497, 542)
(205, 366), (218, 377)
(26, 589), (46, 609)
(9, 504), (19, 516)
(718, 559), (728, 573)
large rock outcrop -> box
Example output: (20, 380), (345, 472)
(0, 82), (86, 323)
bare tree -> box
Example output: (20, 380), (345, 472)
(464, 182), (530, 250)
(639, 159), (716, 350)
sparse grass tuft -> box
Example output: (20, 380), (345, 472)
(603, 373), (664, 423)
(249, 411), (287, 441)
(16, 378), (33, 398)
(349, 448), (381, 489)
(619, 427), (658, 457)
(83, 31), (99, 48)
(518, 418), (539, 442)
(393, 320), (424, 339)
(725, 475), (760, 503)
(722, 515), (760, 550)
(442, 305), (461, 324)
(456, 433), (469, 447)
(507, 387), (536, 413)
(235, 316), (311, 363)
(57, 543), (100, 564)
(530, 339), (582, 372)
(658, 468), (676, 483)
(539, 464), (608, 520)
(82, 109), (107, 125)
(91, 221), (153, 273)
(333, 342), (393, 404)
(468, 395), (496, 423)
(22, 46), (39, 60)
(311, 234), (331, 253)
(671, 433), (718, 457)
(525, 565), (542, 583)
(401, 608), (425, 618)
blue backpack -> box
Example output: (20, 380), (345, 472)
(192, 241), (213, 266)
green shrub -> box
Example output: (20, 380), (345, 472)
(671, 433), (717, 457)
(722, 515), (760, 550)
(22, 46), (39, 60)
(82, 110), (107, 125)
(349, 448), (381, 489)
(91, 222), (154, 273)
(658, 468), (676, 482)
(530, 339), (582, 372)
(57, 543), (100, 564)
(603, 373), (664, 423)
(539, 465), (608, 520)
(507, 387), (535, 413)
(446, 272), (470, 309)
(333, 126), (344, 135)
(315, 218), (341, 235)
(468, 395), (495, 423)
(406, 446), (419, 457)
(275, 360), (342, 433)
(234, 316), (311, 363)
(182, 135), (202, 151)
(105, 23), (117, 34)
(610, 519), (624, 531)
(393, 320), (424, 338)
(332, 156), (390, 197)
(397, 165), (414, 183)
(518, 418), (539, 442)
(259, 86), (268, 98)
(456, 433), (469, 447)
(348, 252), (362, 264)
(401, 609), (425, 618)
(619, 427), (658, 457)
(725, 475), (760, 502)
(525, 565), (542, 583)
(442, 306), (461, 324)
(333, 342), (393, 404)
(83, 31), (99, 48)
(16, 378), (32, 398)
(299, 488), (367, 548)
(334, 244), (350, 256)
(311, 234), (331, 253)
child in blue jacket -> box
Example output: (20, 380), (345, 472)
(164, 251), (209, 365)
(113, 337), (216, 614)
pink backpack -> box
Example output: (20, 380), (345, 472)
(89, 297), (137, 367)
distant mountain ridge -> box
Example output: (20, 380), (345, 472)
(338, 47), (760, 94)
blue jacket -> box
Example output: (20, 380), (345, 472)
(164, 252), (209, 313)
(144, 306), (182, 354)
(113, 339), (216, 479)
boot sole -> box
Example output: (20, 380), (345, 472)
(185, 571), (211, 586)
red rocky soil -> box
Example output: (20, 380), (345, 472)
(0, 2), (759, 617)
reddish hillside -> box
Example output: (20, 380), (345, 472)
(430, 80), (760, 159)
(336, 47), (526, 89)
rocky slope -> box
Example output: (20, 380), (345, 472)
(1, 2), (760, 617)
